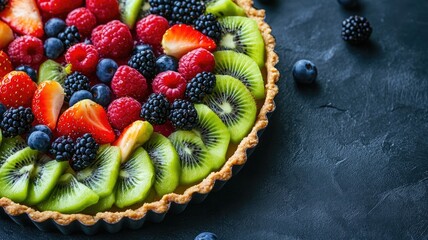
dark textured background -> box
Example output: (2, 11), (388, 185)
(1, 0), (428, 239)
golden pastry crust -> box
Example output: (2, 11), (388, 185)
(0, 0), (280, 226)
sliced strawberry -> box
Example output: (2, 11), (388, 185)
(0, 71), (37, 108)
(0, 0), (44, 37)
(32, 81), (65, 131)
(162, 24), (216, 58)
(57, 99), (115, 144)
(0, 20), (14, 50)
(0, 51), (13, 79)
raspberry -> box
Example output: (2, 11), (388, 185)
(141, 93), (170, 125)
(136, 14), (169, 47)
(91, 20), (133, 59)
(0, 107), (34, 138)
(50, 136), (75, 162)
(185, 72), (216, 103)
(128, 50), (157, 80)
(65, 43), (99, 75)
(0, 71), (38, 108)
(86, 0), (120, 24)
(107, 97), (142, 130)
(152, 71), (187, 102)
(66, 8), (97, 37)
(178, 48), (215, 80)
(153, 121), (175, 137)
(169, 99), (197, 130)
(194, 14), (221, 42)
(342, 15), (373, 44)
(7, 36), (44, 67)
(64, 72), (91, 101)
(70, 133), (99, 171)
(111, 66), (149, 102)
(37, 0), (83, 15)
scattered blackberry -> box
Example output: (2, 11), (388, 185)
(170, 0), (205, 25)
(194, 14), (221, 42)
(128, 49), (156, 80)
(149, 0), (173, 19)
(185, 72), (216, 103)
(0, 107), (34, 138)
(342, 15), (372, 44)
(57, 25), (81, 48)
(64, 72), (91, 101)
(169, 99), (197, 130)
(70, 133), (99, 171)
(141, 93), (170, 125)
(0, 0), (8, 11)
(50, 136), (75, 162)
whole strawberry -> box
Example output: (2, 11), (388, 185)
(91, 20), (133, 59)
(107, 97), (142, 130)
(0, 51), (13, 79)
(7, 36), (44, 67)
(86, 0), (119, 24)
(0, 71), (38, 108)
(66, 7), (97, 37)
(37, 0), (83, 14)
(111, 66), (149, 102)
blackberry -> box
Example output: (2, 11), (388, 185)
(0, 0), (8, 11)
(70, 133), (99, 171)
(64, 72), (91, 101)
(57, 25), (81, 48)
(169, 99), (197, 130)
(149, 0), (173, 19)
(185, 72), (216, 103)
(194, 14), (221, 42)
(128, 50), (156, 80)
(0, 107), (34, 138)
(50, 136), (75, 162)
(0, 103), (6, 121)
(170, 0), (205, 25)
(141, 93), (170, 125)
(342, 15), (372, 44)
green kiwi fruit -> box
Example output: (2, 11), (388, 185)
(37, 173), (99, 214)
(0, 136), (27, 168)
(119, 0), (144, 29)
(204, 0), (246, 17)
(203, 75), (257, 143)
(138, 0), (151, 19)
(38, 60), (71, 85)
(83, 192), (115, 214)
(169, 131), (213, 185)
(76, 145), (121, 198)
(213, 50), (265, 100)
(143, 133), (180, 196)
(218, 16), (265, 68)
(115, 147), (155, 208)
(193, 104), (230, 170)
(0, 129), (2, 146)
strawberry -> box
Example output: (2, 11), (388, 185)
(32, 81), (65, 131)
(56, 99), (115, 144)
(162, 24), (216, 59)
(0, 0), (44, 37)
(0, 20), (14, 50)
(37, 0), (83, 15)
(0, 71), (37, 108)
(0, 51), (13, 79)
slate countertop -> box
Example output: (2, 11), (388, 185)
(1, 0), (427, 239)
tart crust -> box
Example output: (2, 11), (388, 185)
(0, 0), (280, 226)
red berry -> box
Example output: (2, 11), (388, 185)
(38, 0), (83, 14)
(66, 7), (97, 37)
(152, 71), (187, 102)
(0, 71), (38, 108)
(136, 15), (169, 47)
(0, 0), (44, 37)
(111, 66), (149, 102)
(65, 43), (99, 75)
(86, 0), (119, 24)
(178, 48), (215, 81)
(91, 20), (133, 59)
(0, 51), (13, 79)
(153, 121), (175, 137)
(7, 36), (44, 67)
(107, 97), (142, 130)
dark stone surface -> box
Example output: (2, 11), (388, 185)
(1, 0), (427, 239)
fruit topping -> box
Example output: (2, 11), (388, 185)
(194, 13), (221, 42)
(96, 58), (118, 83)
(111, 65), (149, 102)
(107, 97), (142, 130)
(156, 55), (178, 73)
(64, 72), (90, 101)
(0, 20), (14, 49)
(66, 7), (97, 37)
(148, 0), (173, 19)
(0, 136), (26, 168)
(91, 20), (133, 59)
(27, 130), (50, 152)
(32, 81), (65, 130)
(65, 43), (99, 75)
(70, 133), (99, 171)
(0, 0), (8, 11)
(141, 93), (170, 125)
(91, 83), (112, 108)
(119, 0), (144, 29)
(169, 0), (205, 25)
(205, 0), (245, 17)
(37, 59), (71, 85)
(37, 0), (83, 14)
(57, 25), (81, 49)
(185, 72), (216, 103)
(69, 90), (93, 107)
(50, 136), (75, 161)
(169, 99), (198, 130)
(292, 60), (318, 85)
(15, 65), (37, 82)
(44, 37), (65, 60)
(136, 14), (169, 48)
(7, 36), (44, 67)
(0, 106), (34, 138)
(153, 121), (175, 137)
(342, 15), (372, 44)
(0, 71), (37, 108)
(0, 0), (44, 37)
(178, 48), (215, 81)
(152, 71), (187, 102)
(86, 0), (120, 24)
(0, 51), (13, 79)
(128, 49), (157, 80)
(29, 124), (53, 139)
(44, 18), (66, 38)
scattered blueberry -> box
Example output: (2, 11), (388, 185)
(96, 58), (118, 83)
(30, 124), (53, 139)
(44, 18), (67, 38)
(156, 55), (178, 73)
(69, 90), (93, 107)
(292, 60), (318, 84)
(195, 232), (218, 240)
(15, 65), (37, 82)
(0, 103), (6, 120)
(27, 131), (51, 153)
(44, 37), (65, 59)
(133, 44), (153, 55)
(91, 84), (112, 108)
(337, 0), (358, 8)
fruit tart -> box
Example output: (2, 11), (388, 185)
(0, 0), (279, 233)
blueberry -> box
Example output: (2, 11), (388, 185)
(91, 84), (112, 108)
(337, 0), (358, 8)
(96, 58), (118, 83)
(27, 131), (51, 153)
(195, 232), (218, 240)
(44, 18), (67, 38)
(15, 65), (37, 82)
(292, 60), (318, 84)
(0, 103), (6, 120)
(156, 55), (178, 73)
(44, 38), (65, 59)
(69, 90), (93, 106)
(133, 44), (153, 55)
(30, 125), (53, 139)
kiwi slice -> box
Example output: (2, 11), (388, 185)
(169, 131), (213, 185)
(193, 104), (230, 170)
(76, 145), (121, 198)
(0, 129), (2, 146)
(0, 136), (27, 168)
(218, 16), (265, 68)
(38, 60), (71, 85)
(143, 133), (180, 196)
(204, 0), (246, 17)
(37, 173), (99, 214)
(119, 0), (144, 29)
(203, 75), (257, 143)
(115, 147), (155, 208)
(83, 192), (115, 214)
(138, 0), (151, 19)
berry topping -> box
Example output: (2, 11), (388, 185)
(96, 58), (118, 83)
(50, 136), (75, 161)
(32, 81), (65, 130)
(152, 71), (187, 102)
(44, 37), (65, 60)
(15, 65), (37, 82)
(133, 44), (153, 55)
(149, 0), (173, 19)
(0, 71), (37, 108)
(0, 103), (6, 120)
(128, 50), (157, 80)
(69, 90), (93, 107)
(0, 20), (14, 49)
(170, 0), (205, 25)
(0, 51), (13, 79)
(0, 106), (34, 138)
(64, 72), (91, 101)
(178, 48), (215, 80)
(27, 130), (51, 152)
(0, 0), (8, 11)
(91, 83), (112, 108)
(65, 43), (99, 75)
(194, 14), (221, 43)
(153, 121), (174, 137)
(141, 93), (170, 125)
(57, 25), (81, 48)
(185, 72), (216, 103)
(29, 124), (53, 139)
(66, 7), (97, 37)
(71, 133), (99, 171)
(44, 18), (66, 38)
(107, 97), (142, 130)
(342, 15), (372, 44)
(0, 0), (44, 37)
(169, 99), (197, 130)
(86, 0), (120, 24)
(91, 20), (133, 59)
(111, 65), (149, 102)
(37, 0), (83, 14)
(156, 55), (178, 73)
(292, 60), (318, 84)
(136, 14), (169, 47)
(7, 36), (44, 67)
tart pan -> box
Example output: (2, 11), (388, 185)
(0, 0), (280, 234)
